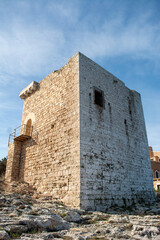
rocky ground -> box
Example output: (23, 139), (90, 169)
(0, 182), (160, 240)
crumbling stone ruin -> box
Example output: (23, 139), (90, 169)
(5, 52), (155, 210)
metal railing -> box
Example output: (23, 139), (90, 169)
(8, 124), (33, 145)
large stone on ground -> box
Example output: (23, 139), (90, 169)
(18, 217), (36, 230)
(35, 214), (70, 231)
(0, 230), (10, 240)
(4, 225), (28, 234)
(65, 211), (82, 222)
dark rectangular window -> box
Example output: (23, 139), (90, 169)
(94, 87), (104, 108)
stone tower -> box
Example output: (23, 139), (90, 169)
(5, 52), (155, 210)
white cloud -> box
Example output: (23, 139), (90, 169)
(46, 0), (80, 23)
(74, 13), (160, 62)
(0, 0), (159, 85)
(0, 27), (66, 77)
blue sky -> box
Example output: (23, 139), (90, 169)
(0, 0), (160, 159)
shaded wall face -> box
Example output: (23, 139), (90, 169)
(79, 54), (155, 211)
(5, 141), (22, 182)
(19, 54), (80, 207)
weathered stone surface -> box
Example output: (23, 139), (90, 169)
(5, 52), (155, 211)
(21, 234), (62, 240)
(4, 225), (29, 234)
(35, 214), (70, 231)
(0, 230), (10, 240)
(0, 192), (160, 240)
(18, 217), (36, 229)
(65, 211), (81, 222)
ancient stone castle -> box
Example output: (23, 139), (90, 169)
(5, 52), (155, 210)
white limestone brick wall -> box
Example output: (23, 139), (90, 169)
(79, 53), (155, 211)
(18, 53), (81, 208)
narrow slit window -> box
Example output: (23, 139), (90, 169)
(155, 170), (159, 178)
(94, 88), (104, 108)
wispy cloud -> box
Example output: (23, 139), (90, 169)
(0, 27), (66, 77)
(74, 10), (160, 61)
(0, 0), (82, 85)
(0, 0), (159, 85)
(46, 0), (80, 24)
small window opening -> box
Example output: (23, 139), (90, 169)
(94, 88), (104, 108)
(128, 98), (132, 121)
(124, 119), (128, 136)
(108, 102), (111, 113)
(155, 170), (159, 178)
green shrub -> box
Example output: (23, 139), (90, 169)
(0, 156), (7, 179)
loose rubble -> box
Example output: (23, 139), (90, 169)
(0, 183), (160, 240)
